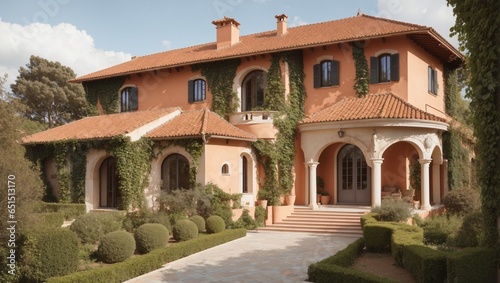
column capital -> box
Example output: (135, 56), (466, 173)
(418, 158), (432, 165)
(370, 158), (384, 164)
(305, 161), (319, 167)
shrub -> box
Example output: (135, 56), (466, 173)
(70, 212), (124, 244)
(403, 245), (447, 283)
(422, 214), (463, 245)
(391, 224), (424, 266)
(32, 212), (64, 228)
(233, 209), (256, 230)
(363, 222), (395, 252)
(38, 202), (86, 220)
(254, 205), (266, 227)
(172, 219), (198, 242)
(447, 247), (497, 283)
(134, 223), (169, 254)
(370, 198), (412, 222)
(19, 228), (79, 282)
(46, 229), (246, 283)
(149, 212), (172, 234)
(360, 212), (379, 230)
(453, 211), (484, 247)
(122, 211), (150, 233)
(189, 215), (206, 233)
(97, 231), (135, 263)
(206, 215), (226, 234)
(443, 188), (480, 216)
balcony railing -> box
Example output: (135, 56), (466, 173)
(229, 111), (278, 125)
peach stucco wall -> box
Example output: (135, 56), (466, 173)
(381, 142), (417, 192)
(317, 143), (342, 203)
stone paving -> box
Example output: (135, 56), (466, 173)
(125, 231), (359, 283)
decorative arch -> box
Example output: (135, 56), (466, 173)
(233, 66), (268, 112)
(161, 153), (190, 192)
(308, 137), (372, 167)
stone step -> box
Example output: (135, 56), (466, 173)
(258, 225), (363, 236)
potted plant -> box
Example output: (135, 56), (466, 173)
(256, 190), (269, 208)
(320, 191), (330, 205)
(316, 176), (325, 204)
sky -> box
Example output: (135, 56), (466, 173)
(0, 0), (458, 90)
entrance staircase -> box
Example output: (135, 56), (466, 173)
(258, 206), (368, 236)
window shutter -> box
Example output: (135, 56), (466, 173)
(370, 56), (379, 84)
(432, 69), (438, 94)
(313, 64), (321, 88)
(188, 80), (194, 103)
(390, 53), (400, 81)
(331, 60), (339, 86)
(129, 87), (138, 111)
(428, 66), (432, 93)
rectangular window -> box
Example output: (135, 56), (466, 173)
(313, 60), (339, 88)
(428, 66), (438, 95)
(188, 79), (206, 103)
(120, 87), (138, 112)
(370, 53), (399, 84)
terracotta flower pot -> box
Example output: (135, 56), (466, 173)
(320, 195), (330, 205)
(285, 195), (296, 206)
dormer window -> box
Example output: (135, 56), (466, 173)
(313, 60), (339, 88)
(370, 53), (399, 83)
(188, 79), (206, 103)
(120, 87), (138, 112)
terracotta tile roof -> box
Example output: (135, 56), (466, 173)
(146, 108), (256, 141)
(22, 107), (180, 144)
(300, 93), (447, 124)
(72, 14), (463, 82)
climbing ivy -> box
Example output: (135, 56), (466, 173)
(253, 51), (307, 205)
(352, 41), (369, 97)
(447, 0), (500, 247)
(82, 76), (125, 114)
(192, 59), (241, 119)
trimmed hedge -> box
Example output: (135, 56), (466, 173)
(135, 223), (169, 254)
(19, 228), (80, 282)
(172, 219), (198, 242)
(189, 215), (206, 233)
(70, 212), (124, 244)
(363, 222), (395, 252)
(307, 238), (398, 283)
(39, 202), (86, 220)
(206, 215), (225, 234)
(46, 229), (247, 283)
(391, 225), (423, 267)
(447, 247), (497, 283)
(97, 231), (135, 263)
(360, 212), (378, 230)
(402, 245), (447, 283)
(33, 212), (65, 228)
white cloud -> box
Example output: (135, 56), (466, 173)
(289, 16), (308, 28)
(376, 0), (458, 48)
(0, 18), (131, 91)
(161, 40), (172, 50)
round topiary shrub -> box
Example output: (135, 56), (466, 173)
(370, 199), (412, 222)
(70, 212), (123, 244)
(206, 215), (226, 234)
(134, 223), (169, 254)
(443, 188), (480, 216)
(19, 228), (80, 282)
(172, 219), (198, 242)
(189, 215), (206, 233)
(97, 231), (135, 263)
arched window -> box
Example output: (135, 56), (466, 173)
(370, 53), (399, 84)
(242, 70), (266, 111)
(221, 164), (229, 175)
(188, 79), (206, 103)
(120, 87), (138, 112)
(161, 154), (190, 192)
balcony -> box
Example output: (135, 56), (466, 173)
(229, 111), (279, 139)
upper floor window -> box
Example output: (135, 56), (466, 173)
(428, 66), (438, 95)
(120, 87), (138, 112)
(242, 70), (266, 111)
(370, 53), (399, 84)
(188, 79), (206, 103)
(313, 60), (339, 88)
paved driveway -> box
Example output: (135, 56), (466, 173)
(125, 231), (358, 283)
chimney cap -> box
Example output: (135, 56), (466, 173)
(212, 16), (240, 27)
(275, 14), (288, 21)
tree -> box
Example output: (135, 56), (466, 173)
(10, 55), (87, 128)
(447, 0), (500, 247)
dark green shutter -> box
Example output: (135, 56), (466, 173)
(370, 56), (379, 84)
(331, 60), (339, 86)
(188, 80), (194, 103)
(129, 87), (138, 111)
(390, 53), (399, 81)
(313, 64), (321, 88)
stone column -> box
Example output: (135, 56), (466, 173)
(307, 162), (319, 209)
(419, 159), (432, 210)
(370, 158), (384, 208)
(432, 161), (441, 204)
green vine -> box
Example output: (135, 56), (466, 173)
(253, 51), (306, 205)
(352, 41), (369, 97)
(192, 59), (241, 119)
(82, 76), (125, 115)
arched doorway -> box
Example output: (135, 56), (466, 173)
(161, 154), (190, 192)
(99, 156), (121, 208)
(242, 70), (266, 111)
(337, 145), (371, 204)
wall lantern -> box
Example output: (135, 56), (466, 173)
(338, 129), (345, 138)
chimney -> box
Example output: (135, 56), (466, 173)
(275, 14), (288, 36)
(212, 16), (240, 49)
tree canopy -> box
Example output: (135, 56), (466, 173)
(447, 0), (500, 247)
(10, 55), (87, 128)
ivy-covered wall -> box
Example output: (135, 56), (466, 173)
(82, 76), (125, 115)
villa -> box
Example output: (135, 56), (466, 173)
(23, 12), (464, 221)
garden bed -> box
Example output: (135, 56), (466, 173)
(350, 251), (416, 283)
